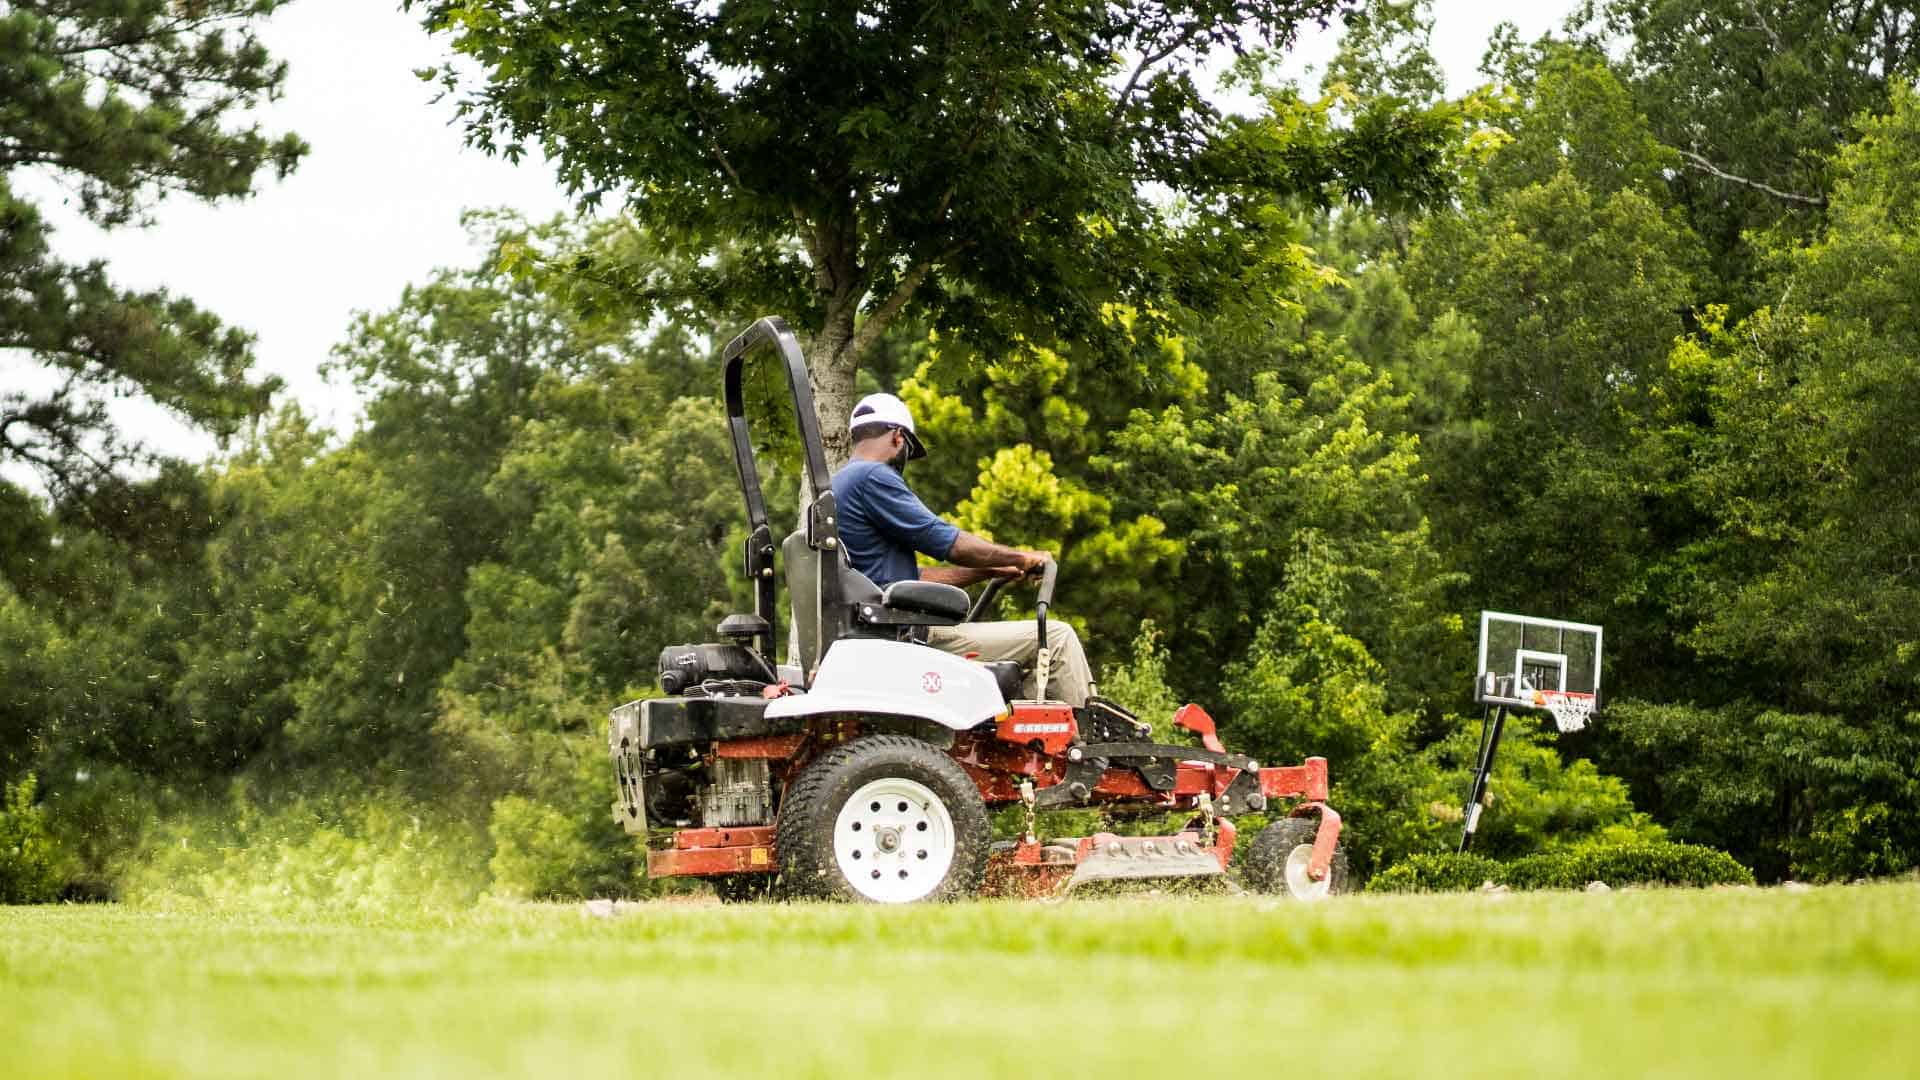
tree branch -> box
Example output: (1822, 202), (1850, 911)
(1106, 19), (1205, 141)
(1738, 0), (1784, 53)
(846, 241), (968, 361)
(1676, 148), (1827, 207)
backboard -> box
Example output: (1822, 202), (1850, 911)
(1473, 611), (1603, 714)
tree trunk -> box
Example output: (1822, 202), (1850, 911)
(785, 292), (859, 668)
(806, 301), (859, 480)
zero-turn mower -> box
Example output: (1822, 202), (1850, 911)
(607, 317), (1346, 902)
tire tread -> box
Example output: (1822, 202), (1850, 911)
(1244, 816), (1350, 897)
(776, 734), (989, 902)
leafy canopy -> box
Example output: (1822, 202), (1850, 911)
(411, 0), (1456, 464)
(0, 0), (303, 493)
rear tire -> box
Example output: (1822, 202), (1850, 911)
(776, 734), (989, 903)
(1243, 817), (1349, 899)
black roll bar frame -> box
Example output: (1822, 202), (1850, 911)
(720, 317), (845, 662)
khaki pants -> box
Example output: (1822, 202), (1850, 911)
(927, 618), (1093, 707)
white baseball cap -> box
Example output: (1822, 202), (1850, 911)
(849, 392), (927, 459)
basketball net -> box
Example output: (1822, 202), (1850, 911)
(1531, 688), (1595, 733)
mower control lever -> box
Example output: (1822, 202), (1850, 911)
(1034, 557), (1058, 607)
(964, 578), (1006, 623)
(1034, 558), (1059, 698)
(963, 557), (1056, 626)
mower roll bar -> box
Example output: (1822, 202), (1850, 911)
(720, 317), (841, 661)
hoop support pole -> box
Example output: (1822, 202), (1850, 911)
(1459, 704), (1509, 853)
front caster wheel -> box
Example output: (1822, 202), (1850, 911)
(1243, 817), (1349, 900)
(776, 734), (989, 903)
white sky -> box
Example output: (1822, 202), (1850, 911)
(13, 0), (1577, 467)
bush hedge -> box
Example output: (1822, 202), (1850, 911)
(1366, 851), (1504, 893)
(1368, 841), (1755, 893)
(0, 774), (65, 904)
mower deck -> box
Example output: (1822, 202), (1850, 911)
(982, 824), (1239, 898)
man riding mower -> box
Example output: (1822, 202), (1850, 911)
(607, 316), (1346, 902)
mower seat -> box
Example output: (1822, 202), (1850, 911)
(880, 579), (970, 621)
(784, 528), (966, 678)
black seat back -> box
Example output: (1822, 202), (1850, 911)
(782, 530), (822, 675)
(784, 529), (887, 676)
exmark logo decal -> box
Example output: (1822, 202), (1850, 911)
(921, 672), (943, 694)
(1013, 722), (1071, 734)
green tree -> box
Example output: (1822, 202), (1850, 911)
(158, 215), (698, 775)
(1681, 86), (1920, 714)
(0, 458), (230, 782)
(0, 0), (303, 492)
(1580, 0), (1920, 278)
(881, 329), (1200, 653)
(1104, 352), (1461, 718)
(1606, 85), (1920, 879)
(1399, 56), (1707, 705)
(1321, 0), (1447, 104)
(440, 389), (740, 747)
(412, 0), (1457, 466)
(0, 773), (64, 903)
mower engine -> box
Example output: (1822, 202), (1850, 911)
(700, 759), (773, 826)
(608, 646), (784, 834)
(657, 643), (774, 696)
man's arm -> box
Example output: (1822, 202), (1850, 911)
(919, 565), (1001, 587)
(858, 467), (1046, 586)
(918, 532), (1048, 586)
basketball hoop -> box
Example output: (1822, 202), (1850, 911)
(1532, 689), (1596, 733)
(1465, 611), (1606, 854)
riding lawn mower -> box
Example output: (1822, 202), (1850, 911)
(607, 317), (1347, 902)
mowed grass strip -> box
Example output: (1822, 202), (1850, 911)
(2, 883), (1916, 1079)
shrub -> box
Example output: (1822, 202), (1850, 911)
(1368, 852), (1503, 893)
(490, 795), (624, 900)
(1098, 622), (1183, 741)
(1418, 721), (1665, 859)
(0, 774), (66, 904)
(1503, 842), (1754, 889)
(1367, 840), (1754, 892)
(486, 749), (648, 900)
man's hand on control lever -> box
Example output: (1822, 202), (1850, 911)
(928, 533), (1053, 587)
(982, 551), (1049, 581)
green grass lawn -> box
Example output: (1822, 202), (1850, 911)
(3, 884), (1917, 1079)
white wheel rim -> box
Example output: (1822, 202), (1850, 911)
(1283, 843), (1333, 901)
(834, 777), (956, 903)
